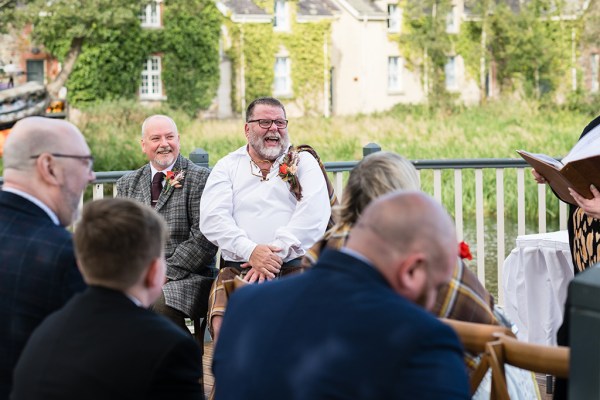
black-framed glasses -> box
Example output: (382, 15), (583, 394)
(30, 153), (95, 172)
(247, 119), (288, 129)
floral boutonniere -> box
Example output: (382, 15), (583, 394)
(163, 169), (185, 192)
(459, 241), (473, 260)
(279, 148), (302, 201)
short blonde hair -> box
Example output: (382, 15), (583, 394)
(336, 151), (419, 226)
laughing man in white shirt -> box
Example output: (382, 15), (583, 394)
(200, 97), (330, 341)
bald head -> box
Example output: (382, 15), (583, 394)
(347, 191), (457, 310)
(4, 117), (88, 171)
(3, 117), (94, 226)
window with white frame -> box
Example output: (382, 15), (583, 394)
(445, 56), (458, 90)
(274, 0), (290, 32)
(388, 56), (403, 92)
(387, 4), (401, 33)
(446, 5), (458, 34)
(140, 1), (161, 28)
(592, 54), (599, 93)
(274, 56), (291, 95)
(140, 56), (163, 99)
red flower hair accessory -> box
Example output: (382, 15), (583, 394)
(459, 241), (473, 260)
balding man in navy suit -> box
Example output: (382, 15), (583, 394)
(0, 117), (93, 398)
(213, 191), (470, 400)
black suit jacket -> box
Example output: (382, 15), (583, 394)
(11, 286), (204, 400)
(213, 249), (469, 400)
(0, 191), (85, 399)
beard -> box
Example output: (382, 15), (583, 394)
(248, 130), (290, 161)
(153, 146), (176, 168)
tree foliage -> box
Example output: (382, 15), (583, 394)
(401, 0), (455, 105)
(487, 0), (571, 97)
(8, 0), (221, 116)
(0, 0), (18, 33)
(402, 0), (574, 102)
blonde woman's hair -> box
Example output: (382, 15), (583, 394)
(336, 151), (420, 226)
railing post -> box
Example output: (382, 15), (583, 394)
(189, 148), (209, 168)
(363, 143), (381, 158)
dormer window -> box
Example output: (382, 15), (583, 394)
(140, 1), (161, 28)
(274, 0), (290, 32)
(387, 4), (401, 33)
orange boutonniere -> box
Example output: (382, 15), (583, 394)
(459, 241), (473, 260)
(279, 148), (302, 201)
(163, 169), (185, 192)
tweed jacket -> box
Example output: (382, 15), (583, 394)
(116, 155), (217, 319)
(11, 286), (203, 400)
(0, 191), (85, 399)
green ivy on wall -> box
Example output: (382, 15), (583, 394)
(66, 0), (221, 116)
(67, 20), (148, 104)
(223, 0), (331, 115)
(162, 0), (221, 115)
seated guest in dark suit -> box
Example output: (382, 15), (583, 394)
(0, 117), (92, 398)
(11, 198), (204, 400)
(213, 191), (470, 400)
(302, 151), (497, 372)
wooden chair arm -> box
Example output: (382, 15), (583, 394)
(499, 335), (570, 378)
(441, 318), (515, 354)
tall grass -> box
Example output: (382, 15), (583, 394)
(1, 98), (589, 220)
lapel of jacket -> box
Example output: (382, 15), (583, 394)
(141, 164), (153, 207)
(155, 155), (184, 212)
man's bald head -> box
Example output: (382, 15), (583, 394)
(4, 117), (87, 171)
(347, 191), (457, 310)
(2, 117), (94, 226)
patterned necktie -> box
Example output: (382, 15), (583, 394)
(151, 172), (165, 207)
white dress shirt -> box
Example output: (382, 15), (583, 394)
(150, 160), (177, 188)
(200, 145), (330, 262)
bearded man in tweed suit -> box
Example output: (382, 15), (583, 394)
(116, 115), (217, 332)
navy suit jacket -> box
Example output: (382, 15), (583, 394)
(11, 286), (204, 400)
(0, 191), (85, 399)
(213, 249), (469, 400)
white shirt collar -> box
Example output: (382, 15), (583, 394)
(340, 247), (375, 268)
(125, 293), (143, 307)
(237, 144), (292, 162)
(150, 159), (177, 182)
(2, 187), (60, 226)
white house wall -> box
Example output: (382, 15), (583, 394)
(329, 6), (424, 115)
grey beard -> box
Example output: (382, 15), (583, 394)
(250, 136), (290, 161)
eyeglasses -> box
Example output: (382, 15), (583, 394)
(30, 153), (95, 172)
(247, 119), (288, 129)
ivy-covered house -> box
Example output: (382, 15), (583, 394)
(0, 0), (221, 117)
(216, 0), (484, 117)
(216, 0), (338, 117)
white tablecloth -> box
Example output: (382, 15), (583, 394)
(502, 230), (575, 346)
